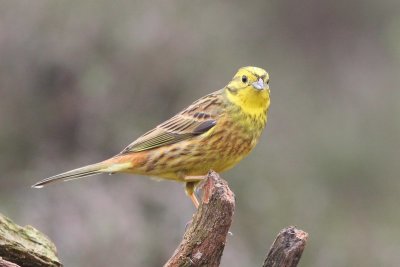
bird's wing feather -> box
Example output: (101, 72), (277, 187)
(119, 92), (223, 154)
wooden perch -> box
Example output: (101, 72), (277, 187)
(165, 171), (235, 267)
(0, 257), (20, 267)
(0, 213), (61, 267)
(262, 226), (308, 267)
(164, 171), (308, 267)
(1, 173), (307, 267)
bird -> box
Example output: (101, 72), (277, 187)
(32, 66), (271, 208)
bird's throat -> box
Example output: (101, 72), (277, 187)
(226, 88), (270, 117)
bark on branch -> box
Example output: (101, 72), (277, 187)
(1, 173), (307, 267)
(0, 213), (61, 267)
(165, 171), (235, 267)
(262, 226), (308, 267)
(164, 171), (308, 267)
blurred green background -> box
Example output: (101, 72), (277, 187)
(1, 0), (400, 266)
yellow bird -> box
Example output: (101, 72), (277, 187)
(33, 66), (271, 208)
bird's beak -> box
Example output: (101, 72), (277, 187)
(252, 78), (266, 90)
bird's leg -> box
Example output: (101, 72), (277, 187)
(185, 181), (200, 208)
(184, 175), (205, 208)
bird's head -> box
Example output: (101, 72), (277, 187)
(225, 66), (270, 114)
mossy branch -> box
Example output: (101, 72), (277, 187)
(1, 172), (307, 267)
(0, 213), (61, 267)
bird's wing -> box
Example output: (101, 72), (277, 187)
(119, 91), (223, 154)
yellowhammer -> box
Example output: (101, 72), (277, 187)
(33, 66), (271, 207)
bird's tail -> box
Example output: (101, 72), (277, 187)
(32, 159), (132, 188)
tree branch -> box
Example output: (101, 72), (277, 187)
(262, 226), (308, 267)
(0, 257), (20, 267)
(0, 213), (61, 267)
(164, 171), (235, 267)
(1, 174), (307, 267)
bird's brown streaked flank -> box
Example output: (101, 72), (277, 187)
(32, 66), (271, 208)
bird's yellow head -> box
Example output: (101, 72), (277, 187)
(225, 66), (270, 115)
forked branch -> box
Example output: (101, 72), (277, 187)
(164, 171), (308, 267)
(0, 172), (307, 267)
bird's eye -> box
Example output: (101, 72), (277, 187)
(266, 79), (270, 85)
(241, 75), (248, 83)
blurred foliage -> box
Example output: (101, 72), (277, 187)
(1, 0), (400, 266)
